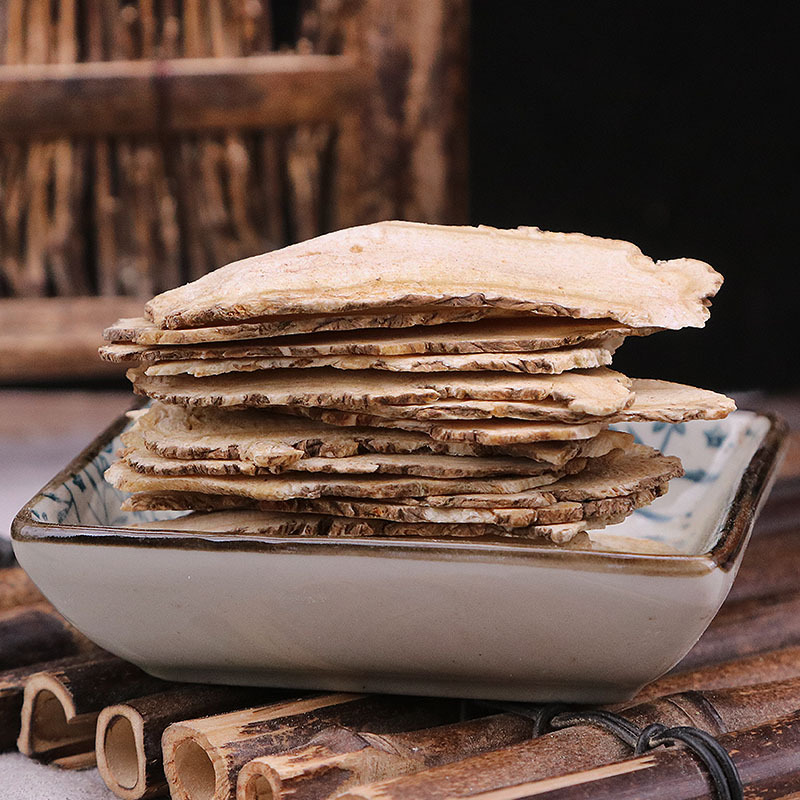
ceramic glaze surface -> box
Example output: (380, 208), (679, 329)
(12, 411), (782, 702)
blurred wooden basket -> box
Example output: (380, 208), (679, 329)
(0, 0), (468, 382)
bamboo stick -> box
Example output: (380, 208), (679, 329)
(209, 0), (263, 261)
(162, 693), (461, 800)
(0, 539), (14, 570)
(286, 7), (328, 243)
(236, 713), (536, 800)
(336, 677), (800, 800)
(1, 653), (114, 753)
(0, 603), (94, 671)
(17, 656), (171, 768)
(141, 0), (181, 295)
(184, 0), (234, 277)
(0, 566), (45, 611)
(675, 587), (800, 672)
(21, 0), (52, 297)
(256, 0), (286, 250)
(238, 643), (800, 800)
(463, 712), (800, 800)
(4, 0), (25, 65)
(85, 0), (119, 296)
(727, 520), (800, 602)
(0, 142), (27, 294)
(96, 686), (281, 800)
(1, 0), (28, 295)
(48, 0), (85, 296)
(629, 645), (800, 705)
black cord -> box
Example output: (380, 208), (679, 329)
(473, 701), (743, 800)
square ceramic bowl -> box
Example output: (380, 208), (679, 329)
(12, 410), (785, 703)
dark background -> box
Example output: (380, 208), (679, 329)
(470, 3), (797, 393)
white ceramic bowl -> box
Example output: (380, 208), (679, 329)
(12, 411), (785, 703)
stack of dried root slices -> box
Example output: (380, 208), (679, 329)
(101, 221), (734, 552)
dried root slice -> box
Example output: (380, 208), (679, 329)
(128, 366), (634, 418)
(294, 379), (734, 425)
(106, 460), (567, 502)
(258, 485), (663, 528)
(618, 379), (736, 422)
(291, 406), (609, 445)
(104, 306), (510, 345)
(120, 430), (588, 479)
(131, 403), (634, 467)
(100, 317), (638, 362)
(131, 508), (591, 545)
(139, 340), (622, 377)
(130, 404), (502, 466)
(143, 221), (722, 331)
(411, 446), (683, 508)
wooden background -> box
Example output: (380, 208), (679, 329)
(0, 0), (469, 382)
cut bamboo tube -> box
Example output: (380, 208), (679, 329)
(162, 693), (461, 800)
(0, 566), (46, 611)
(237, 712), (535, 800)
(463, 711), (800, 800)
(0, 653), (114, 752)
(97, 686), (281, 800)
(0, 602), (94, 671)
(17, 656), (171, 768)
(336, 677), (800, 800)
(676, 587), (800, 671)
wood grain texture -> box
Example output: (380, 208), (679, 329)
(472, 712), (800, 800)
(96, 685), (281, 800)
(338, 679), (800, 800)
(162, 694), (462, 800)
(0, 297), (143, 382)
(0, 55), (365, 138)
(0, 603), (93, 671)
(675, 588), (800, 672)
(237, 714), (537, 800)
(334, 0), (469, 227)
(0, 653), (112, 753)
(2, 0), (468, 312)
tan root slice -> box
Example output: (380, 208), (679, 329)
(139, 340), (623, 377)
(103, 306), (510, 345)
(130, 509), (680, 552)
(128, 366), (634, 417)
(99, 317), (640, 362)
(105, 461), (567, 502)
(123, 492), (253, 513)
(618, 379), (736, 422)
(131, 404), (633, 467)
(120, 430), (588, 479)
(291, 406), (608, 445)
(412, 445), (684, 508)
(299, 378), (735, 425)
(258, 485), (665, 528)
(130, 404), (505, 466)
(129, 508), (590, 544)
(143, 221), (722, 331)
